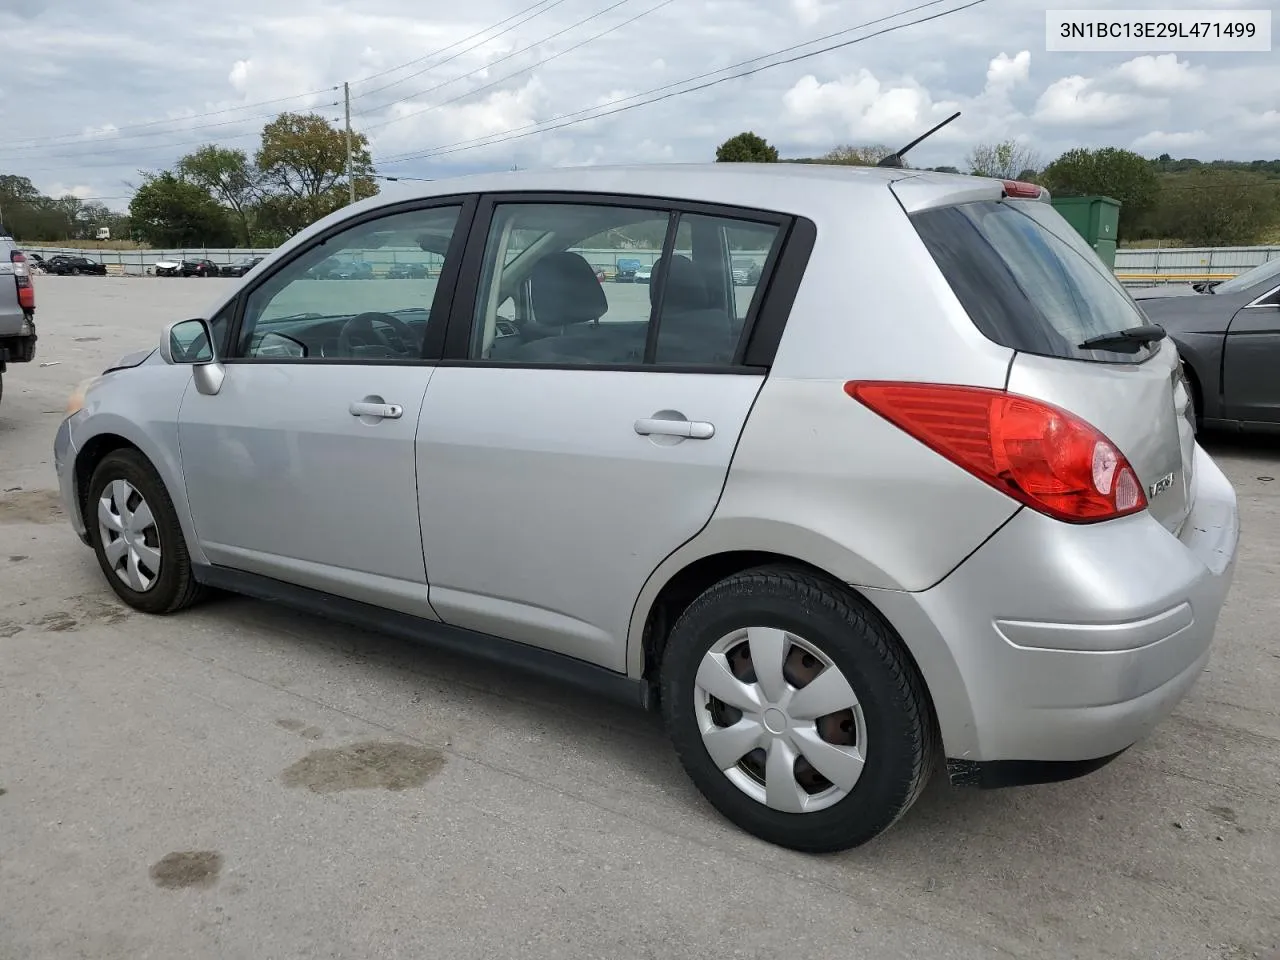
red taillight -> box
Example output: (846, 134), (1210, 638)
(1001, 179), (1043, 199)
(845, 381), (1147, 524)
(10, 250), (35, 311)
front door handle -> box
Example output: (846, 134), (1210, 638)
(634, 417), (715, 440)
(349, 401), (403, 420)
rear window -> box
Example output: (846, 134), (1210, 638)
(911, 199), (1151, 363)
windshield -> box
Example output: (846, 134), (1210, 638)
(912, 199), (1153, 364)
(1214, 255), (1280, 296)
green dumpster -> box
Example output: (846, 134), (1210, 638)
(1050, 195), (1121, 269)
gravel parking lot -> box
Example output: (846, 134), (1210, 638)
(2, 277), (1278, 960)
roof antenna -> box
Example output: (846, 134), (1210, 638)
(876, 111), (961, 168)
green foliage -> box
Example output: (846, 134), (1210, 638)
(1136, 169), (1280, 246)
(0, 174), (130, 242)
(5, 111), (381, 247)
(1041, 147), (1161, 238)
(177, 146), (258, 245)
(128, 172), (236, 247)
(255, 113), (378, 235)
(818, 144), (893, 166)
(715, 132), (778, 163)
(966, 141), (1041, 180)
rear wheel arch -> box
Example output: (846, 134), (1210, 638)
(636, 551), (941, 737)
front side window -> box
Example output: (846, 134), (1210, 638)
(235, 204), (463, 361)
(469, 202), (781, 367)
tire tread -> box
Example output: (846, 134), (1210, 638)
(661, 563), (937, 852)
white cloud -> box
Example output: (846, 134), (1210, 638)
(1034, 75), (1152, 127)
(985, 51), (1031, 95)
(2, 0), (1277, 206)
(791, 0), (823, 27)
(1132, 129), (1209, 152)
(781, 69), (962, 146)
(1114, 54), (1205, 93)
(42, 183), (96, 200)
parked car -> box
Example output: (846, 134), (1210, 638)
(614, 257), (642, 282)
(155, 258), (220, 278)
(307, 256), (375, 280)
(53, 165), (1240, 853)
(182, 258), (221, 278)
(1130, 256), (1280, 432)
(732, 258), (761, 286)
(385, 261), (430, 279)
(0, 235), (38, 405)
(220, 257), (264, 278)
(634, 262), (653, 284)
(43, 254), (108, 276)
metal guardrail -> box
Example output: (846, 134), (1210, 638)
(22, 243), (1280, 283)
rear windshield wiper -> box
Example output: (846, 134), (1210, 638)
(1078, 324), (1167, 353)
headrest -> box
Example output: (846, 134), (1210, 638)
(530, 252), (607, 327)
(650, 254), (710, 312)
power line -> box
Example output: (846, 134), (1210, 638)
(6, 0), (662, 167)
(1, 88), (339, 151)
(360, 0), (671, 133)
(0, 100), (340, 160)
(2, 1), (566, 152)
(375, 0), (979, 167)
(351, 0), (574, 105)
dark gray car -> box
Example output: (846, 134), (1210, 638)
(1132, 256), (1280, 433)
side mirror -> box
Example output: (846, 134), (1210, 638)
(159, 317), (225, 396)
(160, 317), (216, 365)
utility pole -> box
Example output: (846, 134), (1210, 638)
(343, 81), (355, 206)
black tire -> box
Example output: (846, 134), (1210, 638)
(87, 449), (206, 615)
(660, 564), (936, 853)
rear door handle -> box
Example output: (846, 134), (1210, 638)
(634, 418), (715, 440)
(349, 401), (403, 420)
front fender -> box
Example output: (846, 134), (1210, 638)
(69, 366), (207, 567)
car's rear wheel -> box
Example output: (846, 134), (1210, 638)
(87, 449), (206, 615)
(660, 564), (936, 852)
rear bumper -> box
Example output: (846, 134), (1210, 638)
(0, 308), (30, 338)
(868, 443), (1239, 770)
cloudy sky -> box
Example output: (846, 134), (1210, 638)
(1, 0), (1276, 210)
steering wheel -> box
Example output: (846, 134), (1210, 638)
(336, 312), (420, 357)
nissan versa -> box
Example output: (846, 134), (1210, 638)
(54, 164), (1239, 852)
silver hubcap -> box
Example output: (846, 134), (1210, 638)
(97, 479), (162, 592)
(694, 627), (867, 814)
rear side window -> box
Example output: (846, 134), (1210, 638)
(912, 200), (1151, 363)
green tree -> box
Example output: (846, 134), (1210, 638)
(966, 140), (1040, 180)
(715, 132), (779, 163)
(255, 112), (378, 236)
(1040, 147), (1161, 238)
(128, 172), (236, 247)
(177, 145), (259, 245)
(819, 144), (894, 166)
(1147, 169), (1280, 246)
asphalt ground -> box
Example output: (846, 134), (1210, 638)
(1, 276), (1278, 960)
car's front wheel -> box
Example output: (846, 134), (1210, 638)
(87, 449), (206, 614)
(660, 565), (936, 852)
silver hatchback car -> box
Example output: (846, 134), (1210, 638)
(54, 164), (1240, 852)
